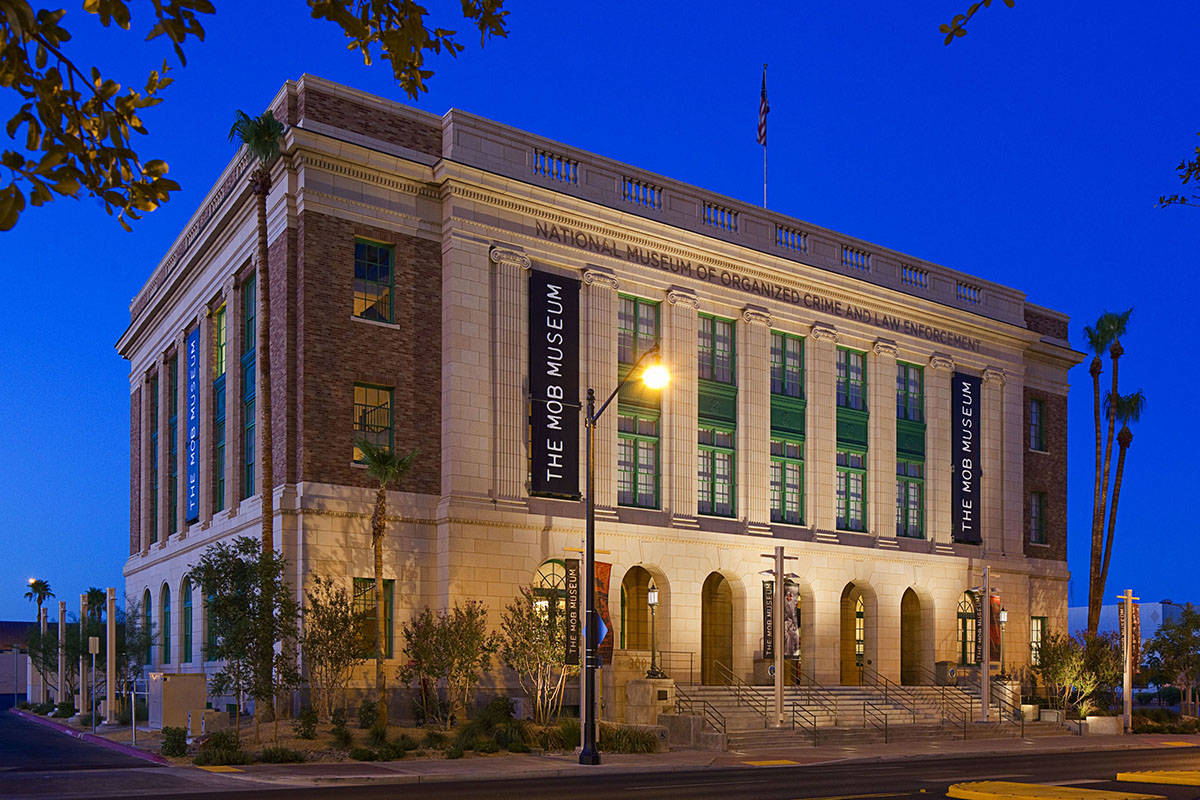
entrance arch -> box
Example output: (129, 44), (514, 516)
(621, 566), (652, 650)
(900, 588), (921, 685)
(701, 572), (733, 685)
(839, 582), (876, 685)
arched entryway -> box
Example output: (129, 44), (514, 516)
(701, 572), (733, 685)
(839, 582), (875, 685)
(621, 566), (652, 650)
(900, 588), (921, 685)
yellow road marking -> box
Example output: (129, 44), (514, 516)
(947, 781), (1164, 800)
(745, 759), (798, 766)
(1117, 770), (1200, 786)
(788, 794), (904, 800)
(195, 765), (243, 773)
(1159, 740), (1198, 747)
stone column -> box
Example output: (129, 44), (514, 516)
(140, 370), (154, 553)
(490, 247), (531, 505)
(78, 593), (87, 714)
(56, 601), (65, 703)
(664, 288), (699, 525)
(225, 276), (243, 513)
(1001, 371), (1025, 556)
(105, 588), (116, 723)
(868, 340), (898, 540)
(927, 354), (955, 548)
(982, 368), (1007, 557)
(157, 352), (170, 546)
(739, 305), (772, 534)
(583, 267), (619, 512)
(807, 324), (839, 533)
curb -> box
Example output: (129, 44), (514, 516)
(9, 708), (171, 766)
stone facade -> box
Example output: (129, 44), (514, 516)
(116, 75), (1082, 711)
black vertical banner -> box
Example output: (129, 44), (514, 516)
(951, 372), (982, 544)
(565, 559), (580, 665)
(528, 269), (581, 498)
(762, 581), (774, 660)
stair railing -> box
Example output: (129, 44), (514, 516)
(862, 698), (890, 743)
(675, 683), (726, 735)
(989, 676), (1026, 738)
(712, 660), (771, 728)
(914, 664), (973, 738)
(796, 666), (841, 725)
(859, 663), (917, 724)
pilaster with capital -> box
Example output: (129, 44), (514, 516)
(868, 340), (898, 538)
(1000, 368), (1025, 556)
(140, 369), (154, 554)
(583, 268), (619, 510)
(807, 324), (839, 530)
(982, 367), (1007, 556)
(198, 304), (214, 527)
(157, 350), (171, 546)
(175, 331), (188, 539)
(738, 305), (772, 531)
(926, 353), (954, 545)
(225, 276), (244, 513)
(490, 246), (531, 504)
(665, 288), (699, 523)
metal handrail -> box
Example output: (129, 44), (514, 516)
(914, 665), (973, 737)
(989, 676), (1026, 738)
(712, 660), (770, 727)
(796, 666), (841, 725)
(658, 650), (696, 685)
(859, 664), (917, 724)
(675, 684), (726, 735)
(789, 701), (820, 745)
(862, 699), (889, 742)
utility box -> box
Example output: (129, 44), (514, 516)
(147, 673), (207, 730)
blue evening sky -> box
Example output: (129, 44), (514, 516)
(0, 1), (1191, 621)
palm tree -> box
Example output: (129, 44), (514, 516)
(86, 587), (106, 625)
(1097, 389), (1146, 613)
(355, 438), (417, 730)
(24, 579), (53, 623)
(228, 109), (286, 555)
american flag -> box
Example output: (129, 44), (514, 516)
(757, 67), (769, 146)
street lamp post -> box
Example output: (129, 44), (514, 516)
(998, 607), (1008, 678)
(580, 344), (668, 766)
(646, 580), (666, 679)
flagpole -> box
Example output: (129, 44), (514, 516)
(763, 141), (767, 208)
(760, 63), (768, 208)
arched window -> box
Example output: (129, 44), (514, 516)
(533, 559), (567, 625)
(142, 589), (152, 666)
(854, 596), (865, 667)
(958, 592), (978, 665)
(161, 585), (171, 665)
(181, 579), (193, 664)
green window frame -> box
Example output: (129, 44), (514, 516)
(533, 560), (567, 628)
(213, 306), (227, 512)
(618, 295), (659, 365)
(167, 354), (178, 537)
(353, 577), (394, 658)
(958, 593), (978, 665)
(1030, 616), (1047, 667)
(698, 424), (735, 517)
(353, 239), (394, 323)
(770, 331), (804, 398)
(896, 458), (924, 538)
(896, 362), (924, 422)
(149, 374), (159, 544)
(1029, 492), (1047, 544)
(143, 589), (152, 666)
(836, 449), (866, 531)
(161, 584), (171, 665)
(353, 384), (393, 461)
(618, 410), (659, 508)
(181, 579), (193, 664)
(836, 348), (866, 410)
(854, 596), (865, 667)
(1029, 398), (1046, 451)
(698, 314), (735, 384)
(241, 277), (256, 499)
(770, 437), (804, 524)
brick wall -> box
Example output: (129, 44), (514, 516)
(1025, 309), (1069, 341)
(130, 386), (141, 555)
(296, 210), (441, 494)
(1024, 389), (1067, 560)
(297, 86), (442, 157)
(268, 226), (300, 485)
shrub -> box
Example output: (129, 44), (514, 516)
(161, 726), (188, 757)
(78, 713), (97, 728)
(55, 701), (76, 717)
(260, 746), (305, 763)
(367, 724), (388, 747)
(422, 729), (446, 749)
(599, 722), (658, 754)
(479, 696), (516, 727)
(475, 738), (500, 754)
(395, 733), (419, 752)
(507, 740), (530, 753)
(16, 701), (30, 710)
(492, 718), (528, 749)
(453, 719), (485, 750)
(193, 731), (251, 766)
(444, 744), (464, 759)
(349, 746), (379, 761)
(557, 717), (580, 746)
(294, 706), (318, 740)
(377, 740), (408, 760)
(331, 708), (352, 749)
(32, 701), (54, 715)
(357, 698), (378, 729)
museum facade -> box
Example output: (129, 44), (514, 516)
(117, 75), (1080, 706)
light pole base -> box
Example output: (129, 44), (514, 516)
(579, 747), (601, 765)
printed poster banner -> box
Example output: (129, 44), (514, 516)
(595, 561), (614, 666)
(784, 580), (801, 661)
(762, 581), (774, 660)
(528, 268), (581, 498)
(565, 559), (580, 666)
(185, 328), (200, 523)
(1119, 602), (1142, 673)
(989, 593), (1001, 663)
(972, 591), (1001, 664)
(951, 372), (982, 544)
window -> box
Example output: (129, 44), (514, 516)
(854, 596), (865, 667)
(618, 296), (659, 365)
(770, 438), (804, 524)
(895, 459), (924, 538)
(698, 425), (735, 516)
(353, 384), (393, 461)
(143, 589), (152, 666)
(958, 593), (978, 665)
(167, 354), (178, 537)
(181, 579), (193, 664)
(1029, 398), (1045, 451)
(149, 374), (159, 544)
(353, 577), (394, 658)
(698, 314), (735, 384)
(618, 412), (659, 508)
(354, 239), (394, 323)
(213, 306), (227, 512)
(1030, 616), (1046, 666)
(896, 363), (924, 422)
(533, 560), (567, 626)
(1029, 492), (1047, 544)
(836, 450), (866, 531)
(241, 277), (256, 499)
(770, 332), (804, 398)
(836, 348), (866, 410)
(161, 585), (171, 665)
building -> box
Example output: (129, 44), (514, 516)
(0, 621), (36, 710)
(1067, 600), (1186, 644)
(116, 75), (1082, 711)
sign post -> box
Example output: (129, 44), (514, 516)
(760, 547), (797, 728)
(88, 637), (99, 732)
(1117, 589), (1139, 734)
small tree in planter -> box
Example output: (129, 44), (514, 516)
(500, 587), (575, 723)
(399, 601), (498, 728)
(302, 576), (368, 721)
